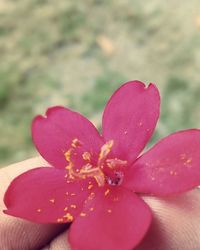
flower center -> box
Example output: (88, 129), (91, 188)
(106, 171), (124, 186)
(64, 139), (127, 187)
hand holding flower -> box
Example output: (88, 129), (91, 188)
(3, 81), (200, 250)
(1, 158), (200, 249)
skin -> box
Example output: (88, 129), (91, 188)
(0, 157), (200, 250)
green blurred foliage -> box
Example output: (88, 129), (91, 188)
(0, 0), (200, 166)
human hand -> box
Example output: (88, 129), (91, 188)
(0, 157), (200, 250)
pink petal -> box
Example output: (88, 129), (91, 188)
(32, 106), (103, 169)
(123, 129), (200, 196)
(69, 186), (152, 250)
(4, 167), (93, 223)
(102, 81), (160, 163)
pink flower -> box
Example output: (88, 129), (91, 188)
(4, 81), (200, 250)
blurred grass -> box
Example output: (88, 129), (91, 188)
(0, 0), (200, 166)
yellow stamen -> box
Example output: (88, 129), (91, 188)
(82, 152), (91, 161)
(64, 150), (72, 162)
(106, 158), (127, 169)
(64, 139), (125, 187)
(98, 140), (114, 165)
(104, 189), (110, 196)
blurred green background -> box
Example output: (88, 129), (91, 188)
(0, 0), (200, 167)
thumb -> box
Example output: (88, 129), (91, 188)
(136, 189), (200, 250)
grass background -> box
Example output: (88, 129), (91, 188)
(0, 0), (200, 167)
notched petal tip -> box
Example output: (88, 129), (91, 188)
(102, 80), (160, 163)
(31, 106), (66, 133)
(146, 82), (160, 97)
(33, 106), (66, 121)
(121, 80), (158, 93)
(145, 82), (156, 89)
(45, 106), (66, 118)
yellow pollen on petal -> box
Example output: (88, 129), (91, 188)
(70, 204), (77, 209)
(107, 209), (112, 213)
(113, 197), (119, 202)
(80, 212), (86, 217)
(37, 208), (42, 213)
(71, 138), (82, 148)
(64, 150), (72, 162)
(170, 170), (177, 176)
(49, 198), (55, 204)
(104, 189), (110, 196)
(64, 207), (68, 211)
(88, 192), (95, 201)
(71, 193), (76, 196)
(180, 153), (186, 160)
(63, 213), (73, 221)
(57, 218), (64, 223)
(186, 158), (192, 164)
(88, 184), (93, 190)
(138, 121), (143, 126)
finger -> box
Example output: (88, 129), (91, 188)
(136, 189), (200, 250)
(0, 157), (67, 250)
(41, 231), (71, 250)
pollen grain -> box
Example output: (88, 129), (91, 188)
(49, 198), (55, 204)
(104, 189), (110, 196)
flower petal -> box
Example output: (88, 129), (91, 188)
(102, 81), (160, 163)
(69, 186), (152, 250)
(32, 106), (103, 169)
(4, 167), (92, 223)
(123, 129), (200, 196)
